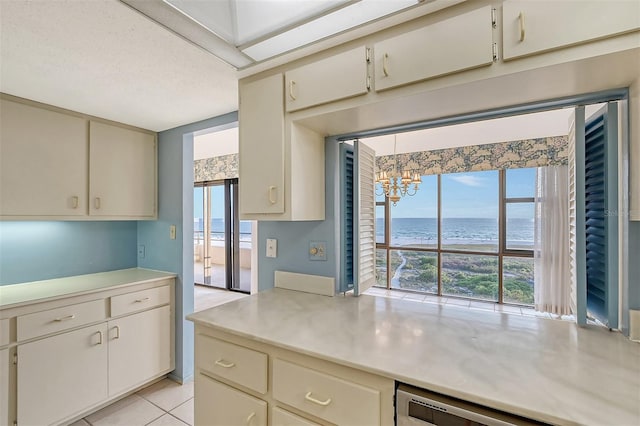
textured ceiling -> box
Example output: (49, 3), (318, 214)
(0, 0), (239, 132)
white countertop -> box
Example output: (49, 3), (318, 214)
(187, 288), (640, 426)
(0, 268), (176, 310)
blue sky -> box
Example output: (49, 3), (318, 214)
(383, 168), (536, 219)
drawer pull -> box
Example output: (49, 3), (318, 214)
(53, 314), (76, 322)
(246, 412), (256, 425)
(94, 197), (101, 210)
(518, 12), (526, 42)
(113, 325), (120, 340)
(305, 391), (332, 406)
(134, 297), (150, 303)
(71, 195), (79, 209)
(95, 331), (103, 345)
(214, 359), (236, 368)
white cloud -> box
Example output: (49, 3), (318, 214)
(449, 175), (484, 187)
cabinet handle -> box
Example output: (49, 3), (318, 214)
(54, 314), (76, 322)
(94, 197), (101, 210)
(268, 186), (277, 205)
(246, 412), (256, 425)
(95, 331), (103, 345)
(134, 297), (150, 303)
(518, 12), (526, 42)
(289, 80), (296, 100)
(214, 359), (236, 368)
(382, 53), (389, 77)
(305, 391), (332, 406)
(113, 325), (120, 340)
(71, 196), (79, 209)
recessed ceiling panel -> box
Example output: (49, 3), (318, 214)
(165, 0), (236, 43)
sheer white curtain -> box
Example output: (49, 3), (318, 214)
(534, 165), (572, 315)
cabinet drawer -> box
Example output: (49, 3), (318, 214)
(0, 318), (9, 346)
(110, 285), (170, 317)
(17, 299), (106, 341)
(195, 373), (267, 426)
(273, 359), (380, 425)
(273, 406), (321, 426)
(196, 335), (267, 394)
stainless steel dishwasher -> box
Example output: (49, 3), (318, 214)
(396, 384), (548, 426)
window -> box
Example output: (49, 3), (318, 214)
(375, 169), (535, 306)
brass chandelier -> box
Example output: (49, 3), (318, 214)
(375, 135), (421, 206)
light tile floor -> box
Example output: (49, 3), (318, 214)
(73, 285), (575, 425)
(69, 379), (194, 426)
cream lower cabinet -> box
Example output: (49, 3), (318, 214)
(193, 325), (394, 426)
(1, 275), (175, 426)
(108, 305), (172, 396)
(0, 348), (10, 426)
(17, 323), (109, 426)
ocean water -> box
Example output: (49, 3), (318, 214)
(377, 218), (534, 247)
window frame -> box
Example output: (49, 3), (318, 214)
(375, 169), (535, 306)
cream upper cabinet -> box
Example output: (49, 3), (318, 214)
(239, 74), (325, 221)
(17, 323), (109, 426)
(0, 98), (88, 217)
(89, 121), (156, 218)
(285, 46), (369, 112)
(239, 74), (285, 215)
(502, 0), (640, 61)
(374, 6), (494, 92)
(108, 305), (171, 396)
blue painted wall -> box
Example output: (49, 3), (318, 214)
(256, 138), (341, 291)
(0, 221), (137, 285)
(137, 112), (238, 383)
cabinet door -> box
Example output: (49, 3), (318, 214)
(374, 6), (494, 92)
(239, 74), (285, 215)
(195, 373), (267, 426)
(0, 348), (9, 426)
(17, 323), (108, 426)
(108, 305), (171, 396)
(285, 46), (369, 112)
(89, 121), (156, 218)
(0, 99), (88, 217)
(503, 1), (640, 60)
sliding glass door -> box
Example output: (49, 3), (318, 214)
(194, 179), (250, 293)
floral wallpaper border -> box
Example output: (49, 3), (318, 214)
(194, 153), (239, 182)
(375, 136), (568, 176)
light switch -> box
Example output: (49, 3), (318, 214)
(137, 245), (145, 259)
(266, 238), (277, 258)
(169, 225), (176, 240)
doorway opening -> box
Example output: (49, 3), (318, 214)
(194, 179), (251, 293)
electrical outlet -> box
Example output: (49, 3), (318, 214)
(137, 245), (145, 259)
(169, 225), (176, 240)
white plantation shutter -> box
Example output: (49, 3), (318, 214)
(568, 111), (577, 315)
(354, 140), (376, 295)
(569, 106), (587, 324)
